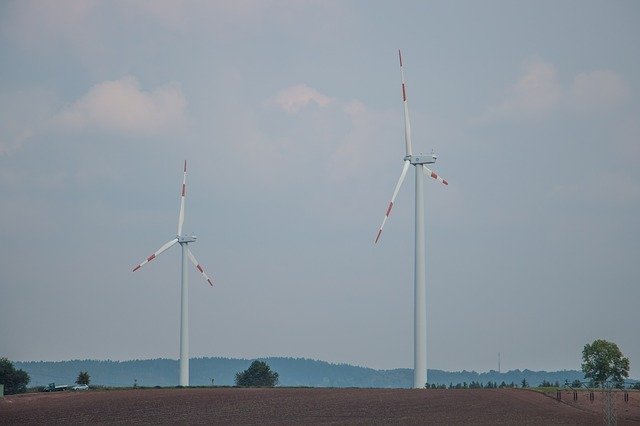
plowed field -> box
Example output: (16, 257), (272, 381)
(2, 388), (639, 425)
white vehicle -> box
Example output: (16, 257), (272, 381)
(72, 384), (89, 391)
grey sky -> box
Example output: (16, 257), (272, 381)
(1, 1), (639, 378)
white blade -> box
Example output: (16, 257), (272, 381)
(132, 238), (179, 272)
(375, 160), (411, 243)
(399, 50), (413, 157)
(187, 248), (213, 286)
(177, 160), (187, 236)
(422, 165), (448, 186)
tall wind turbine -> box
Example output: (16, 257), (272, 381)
(375, 51), (448, 389)
(132, 160), (214, 387)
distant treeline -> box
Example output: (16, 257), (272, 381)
(15, 357), (590, 389)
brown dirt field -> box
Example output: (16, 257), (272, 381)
(1, 388), (639, 425)
(550, 390), (640, 423)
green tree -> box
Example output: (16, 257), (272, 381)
(581, 339), (630, 387)
(235, 360), (279, 387)
(0, 358), (30, 395)
(76, 371), (90, 385)
(521, 378), (528, 388)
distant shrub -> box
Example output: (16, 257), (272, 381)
(235, 361), (279, 387)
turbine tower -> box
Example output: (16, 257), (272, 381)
(132, 160), (214, 387)
(375, 51), (448, 389)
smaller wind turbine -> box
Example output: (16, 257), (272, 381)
(132, 160), (214, 387)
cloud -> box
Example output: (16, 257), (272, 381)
(1, 1), (94, 49)
(269, 84), (333, 114)
(478, 60), (562, 123)
(477, 60), (632, 124)
(0, 130), (33, 156)
(0, 88), (57, 155)
(53, 76), (187, 135)
(571, 70), (630, 110)
(330, 100), (378, 174)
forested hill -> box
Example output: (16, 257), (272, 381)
(15, 357), (586, 388)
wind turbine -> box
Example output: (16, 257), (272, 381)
(132, 160), (214, 387)
(374, 51), (448, 389)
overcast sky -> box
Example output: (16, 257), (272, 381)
(1, 1), (639, 378)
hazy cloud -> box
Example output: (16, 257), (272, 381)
(330, 100), (380, 175)
(571, 70), (630, 110)
(0, 130), (33, 156)
(478, 60), (562, 123)
(477, 60), (633, 125)
(53, 77), (187, 135)
(1, 0), (94, 48)
(270, 84), (334, 114)
(0, 89), (57, 155)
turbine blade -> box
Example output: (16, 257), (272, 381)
(375, 160), (411, 243)
(399, 50), (413, 157)
(187, 248), (213, 286)
(132, 238), (179, 272)
(422, 165), (448, 186)
(177, 160), (187, 236)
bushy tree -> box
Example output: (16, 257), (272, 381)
(0, 358), (30, 394)
(521, 378), (528, 388)
(582, 339), (630, 387)
(571, 379), (582, 388)
(235, 360), (279, 387)
(76, 371), (90, 385)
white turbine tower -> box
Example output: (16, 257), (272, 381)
(375, 51), (448, 389)
(132, 160), (214, 387)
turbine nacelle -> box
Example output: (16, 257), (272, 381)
(178, 235), (197, 243)
(405, 154), (437, 165)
